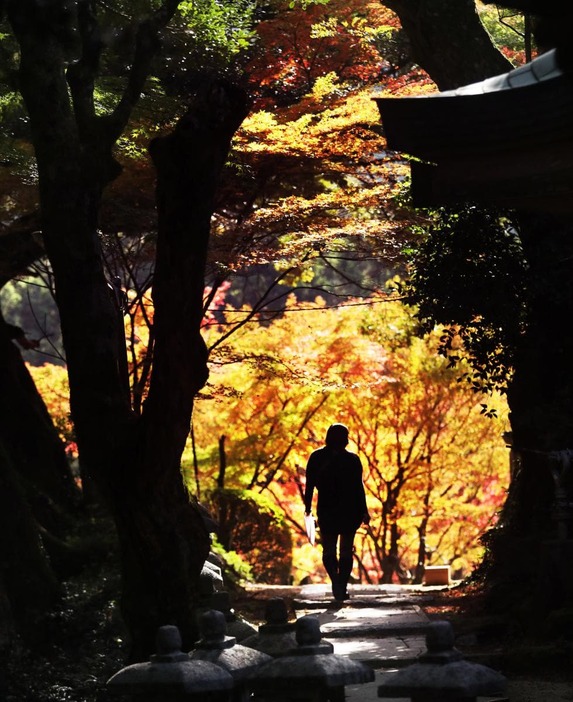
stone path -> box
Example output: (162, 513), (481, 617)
(244, 582), (516, 702)
(293, 583), (430, 668)
(244, 582), (435, 702)
(294, 583), (430, 702)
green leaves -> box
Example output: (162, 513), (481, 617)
(177, 0), (258, 62)
(407, 205), (529, 394)
(288, 0), (331, 9)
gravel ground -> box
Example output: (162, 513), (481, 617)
(507, 678), (573, 702)
(345, 671), (573, 702)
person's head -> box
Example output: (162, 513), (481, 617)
(325, 423), (349, 450)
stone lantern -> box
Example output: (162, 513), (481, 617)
(249, 614), (375, 702)
(378, 620), (507, 702)
(242, 597), (297, 657)
(189, 609), (272, 702)
(210, 590), (258, 641)
(107, 624), (233, 701)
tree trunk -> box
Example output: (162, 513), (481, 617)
(6, 4), (249, 659)
(504, 213), (573, 537)
(380, 1), (573, 602)
(0, 316), (80, 532)
(71, 83), (252, 656)
(381, 522), (401, 583)
(113, 83), (250, 658)
(382, 0), (512, 90)
(0, 439), (61, 646)
(218, 434), (227, 489)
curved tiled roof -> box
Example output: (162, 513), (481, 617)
(446, 49), (562, 96)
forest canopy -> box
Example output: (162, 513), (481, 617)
(4, 1), (566, 693)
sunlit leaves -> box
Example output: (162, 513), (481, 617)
(177, 0), (257, 59)
(310, 72), (340, 98)
(245, 0), (398, 105)
(26, 289), (510, 583)
(349, 324), (508, 576)
(227, 86), (416, 271)
(28, 363), (75, 449)
(289, 0), (331, 9)
(193, 295), (509, 582)
(476, 2), (531, 63)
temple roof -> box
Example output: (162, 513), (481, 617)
(374, 49), (573, 211)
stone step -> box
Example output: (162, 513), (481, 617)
(294, 601), (430, 638)
(331, 634), (427, 669)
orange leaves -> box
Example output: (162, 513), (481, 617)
(213, 1), (435, 278)
(27, 363), (75, 450)
(245, 0), (394, 106)
(192, 296), (510, 582)
(228, 85), (413, 267)
(375, 67), (435, 96)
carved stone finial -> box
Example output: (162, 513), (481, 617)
(295, 616), (322, 647)
(265, 598), (289, 626)
(426, 620), (455, 652)
(156, 625), (182, 654)
(150, 625), (190, 663)
(420, 621), (463, 664)
(200, 609), (227, 643)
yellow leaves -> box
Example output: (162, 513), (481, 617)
(236, 109), (316, 155)
(373, 69), (436, 98)
(311, 72), (340, 99)
(236, 87), (383, 159)
(192, 295), (511, 581)
(27, 363), (74, 444)
(228, 78), (420, 267)
(240, 109), (278, 136)
(310, 16), (339, 39)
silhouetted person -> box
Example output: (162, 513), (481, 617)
(304, 424), (370, 601)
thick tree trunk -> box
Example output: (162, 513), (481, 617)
(382, 0), (512, 90)
(380, 1), (573, 603)
(116, 82), (250, 657)
(0, 317), (80, 530)
(504, 214), (573, 537)
(7, 4), (249, 659)
(0, 440), (61, 646)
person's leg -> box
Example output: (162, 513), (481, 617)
(321, 532), (339, 594)
(336, 531), (356, 599)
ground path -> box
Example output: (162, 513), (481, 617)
(243, 583), (572, 702)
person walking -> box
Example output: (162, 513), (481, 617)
(304, 423), (370, 601)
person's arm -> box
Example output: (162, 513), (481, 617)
(304, 454), (317, 515)
(356, 455), (370, 524)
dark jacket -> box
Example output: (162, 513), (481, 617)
(304, 446), (367, 534)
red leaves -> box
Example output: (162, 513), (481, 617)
(245, 0), (399, 108)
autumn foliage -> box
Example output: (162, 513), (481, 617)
(20, 0), (521, 589)
(245, 0), (398, 105)
(190, 296), (509, 584)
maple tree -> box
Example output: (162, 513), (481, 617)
(190, 295), (508, 584)
(245, 0), (397, 105)
(200, 0), (434, 317)
(190, 15), (510, 581)
(347, 305), (508, 582)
